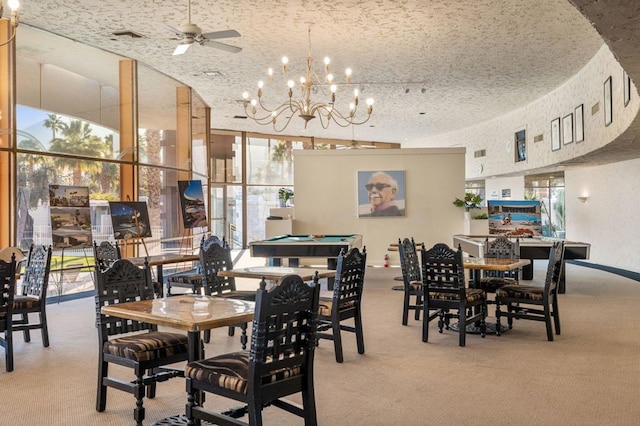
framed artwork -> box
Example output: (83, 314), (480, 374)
(48, 185), (93, 249)
(575, 104), (584, 142)
(624, 71), (631, 106)
(109, 201), (153, 240)
(562, 113), (574, 145)
(357, 170), (406, 217)
(551, 117), (561, 151)
(604, 76), (612, 126)
(178, 180), (208, 228)
(514, 129), (526, 162)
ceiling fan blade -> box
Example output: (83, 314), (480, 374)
(202, 40), (242, 53)
(163, 24), (184, 37)
(201, 29), (240, 40)
(173, 43), (192, 56)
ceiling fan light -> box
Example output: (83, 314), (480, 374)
(173, 43), (190, 55)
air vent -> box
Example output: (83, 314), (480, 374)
(534, 134), (543, 143)
(111, 29), (144, 38)
(233, 115), (248, 119)
(474, 149), (486, 158)
(592, 102), (600, 115)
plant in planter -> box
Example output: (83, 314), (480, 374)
(278, 188), (294, 207)
(453, 192), (483, 211)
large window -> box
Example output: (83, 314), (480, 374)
(525, 173), (565, 238)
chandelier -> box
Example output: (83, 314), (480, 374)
(0, 0), (20, 47)
(242, 23), (374, 132)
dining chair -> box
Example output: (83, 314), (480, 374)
(477, 236), (520, 297)
(185, 274), (321, 426)
(495, 240), (565, 341)
(398, 237), (423, 325)
(421, 243), (487, 347)
(317, 246), (367, 363)
(0, 254), (16, 372)
(93, 240), (122, 272)
(200, 237), (255, 347)
(165, 235), (224, 296)
(12, 244), (52, 348)
(94, 258), (189, 426)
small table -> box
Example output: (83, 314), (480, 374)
(101, 295), (255, 426)
(456, 257), (531, 334)
(127, 253), (200, 296)
(219, 266), (335, 290)
(101, 294), (255, 362)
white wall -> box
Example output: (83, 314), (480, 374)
(293, 148), (466, 266)
(485, 176), (525, 201)
(565, 159), (640, 272)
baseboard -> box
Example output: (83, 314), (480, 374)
(567, 260), (640, 283)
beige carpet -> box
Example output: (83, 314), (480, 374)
(1, 262), (639, 426)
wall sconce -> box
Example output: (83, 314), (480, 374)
(577, 196), (588, 203)
(0, 0), (20, 47)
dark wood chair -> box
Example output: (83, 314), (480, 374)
(317, 246), (367, 363)
(12, 244), (52, 347)
(94, 258), (189, 426)
(0, 254), (16, 372)
(398, 237), (423, 325)
(93, 240), (122, 272)
(421, 243), (487, 347)
(200, 237), (255, 347)
(478, 236), (520, 295)
(185, 274), (321, 426)
(495, 240), (565, 341)
(165, 235), (224, 296)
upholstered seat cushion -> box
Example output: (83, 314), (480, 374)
(496, 285), (543, 301)
(104, 331), (189, 362)
(429, 288), (485, 303)
(166, 269), (203, 286)
(478, 277), (518, 292)
(318, 297), (356, 316)
(185, 351), (301, 395)
(13, 295), (40, 310)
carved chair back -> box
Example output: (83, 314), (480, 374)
(398, 237), (421, 286)
(94, 258), (157, 339)
(543, 241), (565, 300)
(0, 255), (16, 331)
(93, 241), (122, 272)
(20, 245), (52, 301)
(421, 243), (466, 301)
(332, 247), (367, 310)
(200, 239), (236, 295)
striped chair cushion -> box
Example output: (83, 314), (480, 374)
(104, 331), (189, 362)
(478, 277), (518, 292)
(318, 297), (356, 316)
(13, 295), (40, 310)
(430, 288), (485, 303)
(496, 285), (544, 301)
(408, 281), (423, 292)
(185, 352), (301, 395)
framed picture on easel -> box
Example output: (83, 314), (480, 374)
(178, 180), (208, 228)
(48, 185), (93, 249)
(108, 201), (152, 240)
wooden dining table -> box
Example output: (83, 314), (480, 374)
(127, 253), (200, 296)
(100, 294), (255, 362)
(218, 266), (336, 290)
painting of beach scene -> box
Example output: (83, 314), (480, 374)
(178, 180), (208, 228)
(48, 185), (93, 249)
(488, 200), (542, 237)
(109, 201), (152, 240)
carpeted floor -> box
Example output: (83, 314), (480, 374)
(1, 261), (639, 425)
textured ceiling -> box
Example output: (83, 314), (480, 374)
(13, 0), (606, 145)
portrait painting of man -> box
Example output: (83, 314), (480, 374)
(357, 170), (406, 217)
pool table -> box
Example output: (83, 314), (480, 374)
(249, 234), (363, 269)
(452, 234), (590, 293)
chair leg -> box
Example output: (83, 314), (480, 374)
(354, 311), (365, 355)
(228, 326), (235, 336)
(302, 374), (318, 426)
(21, 313), (31, 343)
(133, 373), (146, 426)
(146, 368), (157, 398)
(402, 292), (410, 325)
(544, 305), (554, 341)
(332, 319), (344, 363)
(185, 378), (198, 426)
(414, 294), (422, 321)
(239, 323), (248, 350)
(552, 297), (561, 335)
(248, 394), (264, 426)
(96, 354), (108, 412)
(458, 310), (466, 347)
(40, 308), (50, 347)
(495, 303), (503, 336)
(4, 330), (13, 372)
(203, 330), (211, 344)
(421, 304), (429, 342)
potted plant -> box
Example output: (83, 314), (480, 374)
(278, 188), (294, 207)
(453, 192), (483, 211)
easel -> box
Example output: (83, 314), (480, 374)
(54, 244), (93, 303)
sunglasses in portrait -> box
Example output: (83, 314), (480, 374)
(365, 183), (392, 191)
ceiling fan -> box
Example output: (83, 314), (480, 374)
(165, 0), (242, 56)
